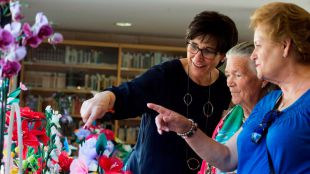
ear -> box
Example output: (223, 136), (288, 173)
(218, 54), (226, 62)
(282, 37), (292, 58)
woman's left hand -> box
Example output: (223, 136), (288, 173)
(147, 103), (192, 135)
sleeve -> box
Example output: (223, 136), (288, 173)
(107, 60), (176, 119)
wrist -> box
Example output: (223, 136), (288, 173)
(177, 119), (198, 139)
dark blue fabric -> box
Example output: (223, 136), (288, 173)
(108, 59), (231, 174)
(238, 89), (310, 174)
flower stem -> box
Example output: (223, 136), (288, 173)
(0, 78), (10, 167)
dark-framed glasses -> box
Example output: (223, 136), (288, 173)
(251, 110), (280, 144)
(187, 42), (218, 59)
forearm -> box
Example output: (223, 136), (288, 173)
(184, 129), (237, 171)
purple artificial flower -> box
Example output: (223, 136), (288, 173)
(48, 32), (63, 45)
(22, 23), (32, 38)
(25, 36), (42, 48)
(6, 45), (27, 61)
(4, 22), (22, 38)
(38, 24), (53, 39)
(10, 1), (24, 22)
(0, 59), (21, 78)
(78, 138), (98, 166)
(75, 128), (91, 140)
(0, 0), (9, 4)
(0, 29), (14, 50)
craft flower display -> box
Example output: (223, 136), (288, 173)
(71, 126), (133, 174)
(0, 0), (63, 168)
(4, 104), (76, 174)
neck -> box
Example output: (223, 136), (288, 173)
(187, 63), (217, 86)
(241, 103), (256, 119)
(275, 64), (310, 110)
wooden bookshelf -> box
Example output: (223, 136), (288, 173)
(20, 39), (186, 144)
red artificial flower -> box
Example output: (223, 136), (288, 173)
(6, 107), (45, 125)
(98, 155), (123, 173)
(86, 133), (99, 140)
(58, 151), (74, 172)
(20, 107), (45, 119)
(8, 119), (49, 158)
(100, 129), (115, 141)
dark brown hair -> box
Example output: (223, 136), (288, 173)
(186, 11), (238, 54)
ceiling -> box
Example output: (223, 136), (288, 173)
(22, 0), (310, 42)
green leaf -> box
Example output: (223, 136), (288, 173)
(96, 133), (107, 155)
(8, 87), (21, 98)
(7, 98), (20, 105)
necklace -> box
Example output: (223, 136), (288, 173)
(183, 63), (214, 171)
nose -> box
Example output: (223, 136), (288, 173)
(250, 50), (257, 61)
(227, 76), (234, 87)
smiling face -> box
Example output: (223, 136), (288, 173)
(251, 26), (285, 82)
(187, 36), (224, 77)
(225, 56), (263, 106)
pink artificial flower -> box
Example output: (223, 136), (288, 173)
(48, 32), (63, 45)
(20, 82), (28, 90)
(10, 1), (24, 22)
(0, 59), (21, 78)
(0, 29), (14, 50)
(70, 158), (88, 174)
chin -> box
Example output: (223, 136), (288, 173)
(192, 61), (207, 69)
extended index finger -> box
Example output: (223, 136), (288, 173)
(147, 103), (171, 115)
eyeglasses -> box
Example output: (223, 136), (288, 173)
(251, 110), (280, 144)
(187, 42), (218, 59)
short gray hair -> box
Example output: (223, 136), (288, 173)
(226, 41), (254, 58)
(226, 41), (256, 73)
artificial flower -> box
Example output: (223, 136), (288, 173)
(75, 127), (91, 140)
(48, 32), (63, 45)
(0, 28), (14, 50)
(98, 155), (123, 173)
(9, 1), (23, 22)
(100, 128), (115, 140)
(58, 151), (73, 172)
(70, 158), (88, 174)
(0, 59), (20, 78)
(79, 137), (98, 165)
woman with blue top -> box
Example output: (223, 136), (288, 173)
(148, 2), (310, 174)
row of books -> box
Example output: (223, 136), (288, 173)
(27, 45), (118, 65)
(24, 71), (117, 91)
(122, 51), (182, 69)
(118, 126), (140, 143)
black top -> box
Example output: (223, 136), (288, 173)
(108, 59), (231, 174)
